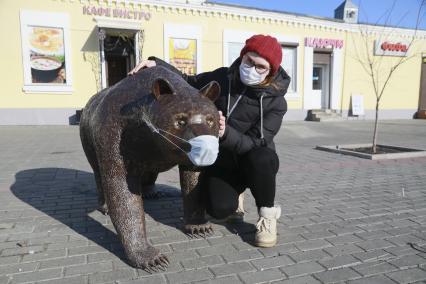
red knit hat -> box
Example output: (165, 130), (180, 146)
(240, 34), (282, 75)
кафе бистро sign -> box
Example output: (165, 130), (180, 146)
(82, 5), (151, 21)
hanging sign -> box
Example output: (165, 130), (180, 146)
(374, 40), (409, 57)
(83, 5), (151, 21)
(305, 37), (344, 49)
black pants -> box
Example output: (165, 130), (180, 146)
(201, 147), (279, 219)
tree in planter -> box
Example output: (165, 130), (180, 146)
(350, 0), (426, 154)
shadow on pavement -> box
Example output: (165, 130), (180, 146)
(11, 167), (257, 266)
(10, 167), (184, 265)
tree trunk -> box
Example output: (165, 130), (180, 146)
(372, 100), (379, 154)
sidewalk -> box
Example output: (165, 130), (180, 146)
(0, 120), (425, 284)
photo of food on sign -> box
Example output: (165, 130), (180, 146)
(169, 38), (197, 75)
(29, 26), (66, 84)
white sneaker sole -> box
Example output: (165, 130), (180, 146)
(255, 239), (277, 248)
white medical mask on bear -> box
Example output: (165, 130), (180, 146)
(187, 135), (219, 166)
(239, 63), (268, 86)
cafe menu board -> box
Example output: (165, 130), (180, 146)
(169, 38), (197, 75)
(28, 26), (66, 84)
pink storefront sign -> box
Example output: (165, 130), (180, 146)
(305, 37), (344, 49)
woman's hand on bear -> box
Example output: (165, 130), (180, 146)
(128, 60), (156, 75)
(218, 111), (226, 138)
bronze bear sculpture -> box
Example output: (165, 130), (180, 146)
(79, 66), (220, 270)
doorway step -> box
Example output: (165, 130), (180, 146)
(307, 109), (343, 122)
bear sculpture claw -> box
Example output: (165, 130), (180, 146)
(129, 246), (169, 272)
(184, 222), (213, 238)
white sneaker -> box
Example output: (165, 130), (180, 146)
(227, 193), (245, 223)
(255, 205), (281, 247)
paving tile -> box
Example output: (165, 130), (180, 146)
(36, 276), (88, 284)
(250, 255), (294, 270)
(352, 260), (399, 276)
(7, 268), (62, 284)
(313, 267), (361, 283)
(87, 268), (135, 284)
(347, 275), (397, 284)
(39, 255), (86, 269)
(238, 268), (286, 283)
(272, 275), (321, 284)
(64, 261), (113, 276)
(386, 267), (426, 283)
(388, 254), (426, 269)
(180, 255), (223, 270)
(288, 249), (332, 263)
(119, 275), (167, 284)
(280, 261), (325, 278)
(294, 239), (332, 251)
(318, 254), (361, 270)
(196, 275), (242, 284)
(165, 268), (213, 283)
(323, 243), (365, 257)
(210, 262), (255, 277)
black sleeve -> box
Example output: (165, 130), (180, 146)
(148, 56), (224, 90)
(220, 96), (287, 154)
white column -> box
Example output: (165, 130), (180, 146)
(330, 48), (343, 110)
(135, 31), (140, 65)
(303, 46), (319, 109)
(99, 28), (107, 89)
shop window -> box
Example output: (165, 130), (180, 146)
(20, 10), (72, 93)
(281, 46), (297, 93)
(164, 23), (201, 75)
(227, 42), (244, 66)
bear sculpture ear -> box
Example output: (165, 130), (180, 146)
(152, 78), (175, 100)
(199, 81), (220, 102)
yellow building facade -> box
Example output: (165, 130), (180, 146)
(1, 0), (425, 124)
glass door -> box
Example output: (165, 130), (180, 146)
(313, 64), (330, 109)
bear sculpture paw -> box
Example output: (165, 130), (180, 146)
(129, 246), (169, 272)
(184, 222), (213, 238)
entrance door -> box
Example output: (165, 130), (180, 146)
(313, 64), (330, 109)
(106, 56), (128, 86)
(103, 33), (135, 87)
(420, 57), (426, 112)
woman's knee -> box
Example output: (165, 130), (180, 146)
(202, 175), (240, 219)
(207, 202), (237, 219)
(241, 147), (279, 173)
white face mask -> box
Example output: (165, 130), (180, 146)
(187, 135), (219, 166)
(239, 63), (268, 86)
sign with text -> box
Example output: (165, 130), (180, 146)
(83, 5), (151, 21)
(351, 95), (365, 116)
(305, 37), (344, 49)
(169, 38), (197, 75)
(374, 40), (409, 57)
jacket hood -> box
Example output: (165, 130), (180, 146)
(228, 57), (290, 98)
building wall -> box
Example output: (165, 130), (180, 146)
(0, 0), (425, 124)
(341, 30), (425, 119)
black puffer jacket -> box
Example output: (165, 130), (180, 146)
(148, 56), (291, 155)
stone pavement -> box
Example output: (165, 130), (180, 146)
(0, 119), (426, 284)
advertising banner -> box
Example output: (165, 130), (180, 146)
(169, 38), (197, 75)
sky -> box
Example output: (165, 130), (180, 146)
(209, 0), (426, 30)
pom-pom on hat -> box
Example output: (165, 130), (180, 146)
(240, 34), (283, 75)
